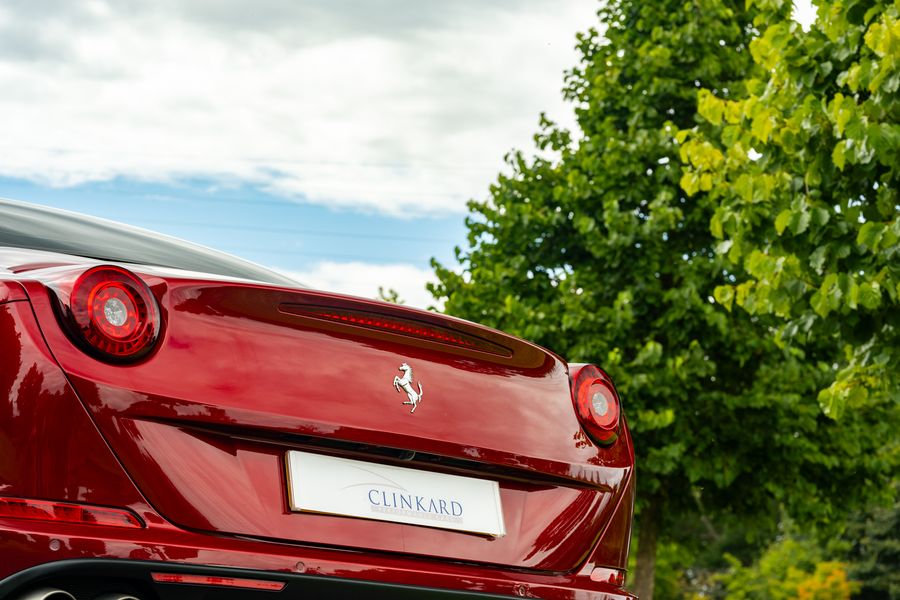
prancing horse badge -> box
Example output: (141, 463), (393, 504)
(393, 362), (424, 413)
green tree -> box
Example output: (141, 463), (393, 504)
(679, 0), (900, 417)
(430, 1), (897, 597)
(716, 536), (859, 600)
(843, 495), (900, 599)
(377, 286), (406, 305)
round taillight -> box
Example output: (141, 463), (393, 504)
(571, 364), (621, 445)
(65, 266), (161, 361)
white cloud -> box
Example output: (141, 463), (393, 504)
(286, 260), (437, 310)
(0, 0), (595, 217)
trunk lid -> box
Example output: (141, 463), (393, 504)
(23, 269), (634, 572)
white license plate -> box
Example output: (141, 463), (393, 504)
(284, 451), (505, 537)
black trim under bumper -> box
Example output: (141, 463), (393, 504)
(0, 559), (518, 599)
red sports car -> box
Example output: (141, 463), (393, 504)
(0, 199), (635, 600)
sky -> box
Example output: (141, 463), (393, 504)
(0, 1), (818, 309)
(0, 0), (600, 308)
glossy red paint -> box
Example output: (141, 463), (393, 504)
(0, 280), (26, 303)
(0, 519), (634, 599)
(0, 248), (635, 599)
(0, 300), (149, 513)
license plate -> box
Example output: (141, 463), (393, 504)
(284, 451), (505, 537)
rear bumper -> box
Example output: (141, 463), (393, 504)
(0, 520), (634, 600)
(1, 559), (515, 600)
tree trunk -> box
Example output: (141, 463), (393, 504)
(632, 497), (662, 600)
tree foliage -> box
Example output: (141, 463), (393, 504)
(377, 286), (405, 304)
(680, 0), (900, 418)
(716, 536), (859, 600)
(430, 0), (898, 595)
(843, 494), (900, 599)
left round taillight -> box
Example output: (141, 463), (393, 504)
(570, 364), (621, 445)
(60, 266), (161, 362)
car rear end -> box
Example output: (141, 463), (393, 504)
(0, 255), (635, 600)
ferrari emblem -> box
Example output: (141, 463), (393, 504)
(393, 362), (424, 413)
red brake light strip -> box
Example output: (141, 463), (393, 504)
(152, 572), (286, 591)
(282, 305), (511, 356)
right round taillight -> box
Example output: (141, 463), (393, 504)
(59, 266), (161, 362)
(570, 364), (621, 445)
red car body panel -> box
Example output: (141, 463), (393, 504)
(0, 206), (635, 599)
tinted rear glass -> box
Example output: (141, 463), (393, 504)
(0, 200), (299, 286)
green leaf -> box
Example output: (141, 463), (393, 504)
(680, 171), (700, 196)
(575, 214), (596, 234)
(632, 340), (664, 366)
(848, 281), (860, 309)
(710, 209), (724, 238)
(858, 281), (882, 309)
(747, 250), (774, 278)
(832, 141), (847, 170)
(856, 221), (884, 250)
(817, 385), (844, 420)
(734, 174), (754, 202)
(810, 207), (830, 228)
(790, 210), (811, 235)
(830, 92), (857, 137)
(845, 64), (862, 92)
(698, 89), (724, 125)
(724, 100), (743, 124)
(809, 246), (828, 274)
(775, 210), (792, 235)
(635, 408), (676, 431)
(751, 110), (776, 142)
(714, 285), (735, 311)
(812, 273), (842, 317)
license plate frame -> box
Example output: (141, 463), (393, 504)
(284, 450), (506, 537)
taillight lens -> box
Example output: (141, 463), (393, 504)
(0, 496), (143, 528)
(59, 266), (161, 362)
(570, 364), (621, 445)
